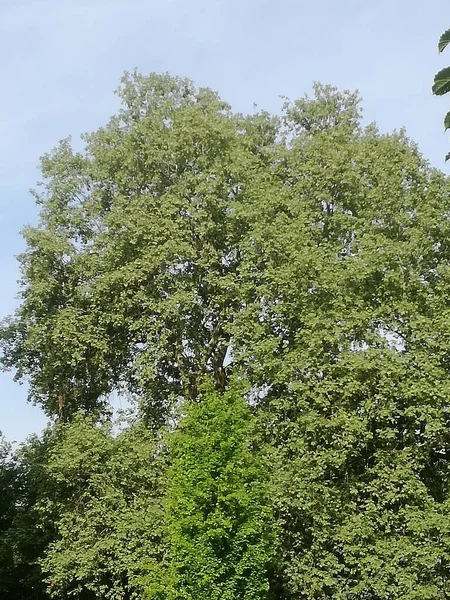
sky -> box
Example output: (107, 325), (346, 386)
(0, 0), (449, 443)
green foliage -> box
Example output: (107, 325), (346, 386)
(0, 433), (17, 596)
(0, 431), (55, 600)
(0, 71), (279, 422)
(153, 382), (274, 600)
(245, 87), (450, 598)
(3, 73), (450, 598)
(38, 415), (165, 599)
(433, 28), (450, 159)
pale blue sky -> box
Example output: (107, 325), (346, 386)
(1, 0), (449, 442)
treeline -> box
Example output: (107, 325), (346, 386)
(1, 73), (450, 599)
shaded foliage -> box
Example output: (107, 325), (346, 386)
(0, 431), (55, 600)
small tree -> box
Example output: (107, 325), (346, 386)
(154, 382), (275, 600)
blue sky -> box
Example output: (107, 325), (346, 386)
(0, 0), (449, 443)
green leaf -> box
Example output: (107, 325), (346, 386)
(444, 111), (450, 131)
(439, 28), (450, 53)
(432, 66), (450, 95)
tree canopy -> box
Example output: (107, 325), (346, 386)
(2, 72), (450, 598)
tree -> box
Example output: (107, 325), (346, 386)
(152, 382), (275, 600)
(432, 28), (450, 159)
(38, 415), (165, 600)
(0, 431), (55, 600)
(0, 433), (17, 596)
(4, 73), (450, 597)
(245, 85), (450, 598)
(0, 71), (280, 424)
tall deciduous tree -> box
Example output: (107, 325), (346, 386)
(0, 71), (279, 423)
(249, 85), (450, 599)
(4, 73), (450, 598)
